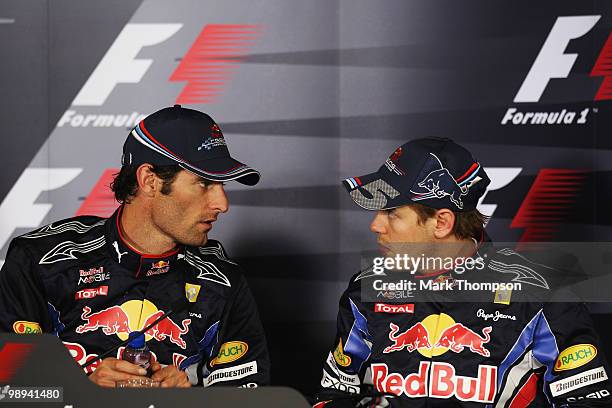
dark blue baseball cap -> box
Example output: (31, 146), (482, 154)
(122, 105), (260, 185)
(343, 137), (490, 212)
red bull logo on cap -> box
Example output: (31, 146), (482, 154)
(409, 153), (482, 210)
(384, 313), (492, 358)
(76, 299), (191, 349)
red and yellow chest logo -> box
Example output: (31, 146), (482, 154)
(384, 313), (492, 358)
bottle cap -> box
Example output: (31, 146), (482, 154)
(128, 331), (145, 348)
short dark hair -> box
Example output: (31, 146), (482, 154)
(408, 203), (488, 240)
(110, 164), (182, 204)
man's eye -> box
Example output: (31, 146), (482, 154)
(199, 181), (225, 188)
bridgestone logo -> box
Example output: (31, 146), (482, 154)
(550, 366), (608, 397)
(204, 361), (257, 387)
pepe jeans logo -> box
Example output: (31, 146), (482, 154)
(476, 309), (516, 322)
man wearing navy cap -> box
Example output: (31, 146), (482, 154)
(314, 138), (611, 407)
(0, 106), (270, 388)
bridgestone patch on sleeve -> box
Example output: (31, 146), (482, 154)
(549, 366), (608, 397)
(204, 361), (257, 387)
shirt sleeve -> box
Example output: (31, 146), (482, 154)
(313, 278), (374, 407)
(193, 274), (270, 387)
(0, 239), (50, 334)
(534, 301), (612, 406)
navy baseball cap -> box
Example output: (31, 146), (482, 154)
(343, 137), (490, 211)
(122, 105), (260, 185)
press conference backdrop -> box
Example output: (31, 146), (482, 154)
(0, 0), (610, 396)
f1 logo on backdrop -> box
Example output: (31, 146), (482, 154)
(72, 24), (182, 106)
(70, 23), (261, 108)
(514, 16), (601, 103)
(58, 23), (261, 128)
(502, 15), (611, 126)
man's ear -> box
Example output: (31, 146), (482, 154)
(135, 163), (158, 197)
(433, 208), (456, 239)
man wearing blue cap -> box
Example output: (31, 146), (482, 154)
(314, 138), (610, 407)
(0, 106), (269, 388)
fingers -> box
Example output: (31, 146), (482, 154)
(161, 370), (190, 388)
(150, 366), (191, 388)
(150, 366), (165, 382)
(151, 365), (175, 384)
(88, 358), (149, 387)
(89, 358), (189, 388)
(111, 359), (148, 376)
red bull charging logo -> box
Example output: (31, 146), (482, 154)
(75, 300), (191, 349)
(146, 260), (171, 276)
(383, 313), (491, 358)
(376, 313), (496, 402)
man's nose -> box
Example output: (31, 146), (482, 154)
(210, 184), (229, 214)
(370, 211), (387, 234)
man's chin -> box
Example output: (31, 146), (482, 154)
(178, 233), (208, 248)
(379, 247), (394, 257)
(197, 234), (209, 247)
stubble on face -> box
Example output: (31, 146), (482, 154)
(150, 171), (224, 248)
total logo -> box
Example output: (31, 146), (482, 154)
(75, 299), (191, 349)
(75, 285), (108, 300)
(502, 15), (611, 126)
(383, 313), (492, 358)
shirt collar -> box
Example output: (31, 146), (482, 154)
(105, 206), (183, 277)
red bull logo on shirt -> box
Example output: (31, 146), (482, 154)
(372, 361), (497, 402)
(152, 261), (169, 269)
(146, 260), (171, 276)
(75, 299), (191, 349)
(383, 313), (492, 358)
(384, 322), (431, 353)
